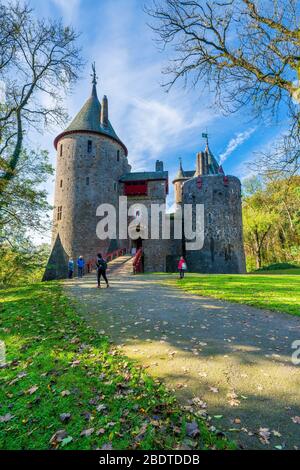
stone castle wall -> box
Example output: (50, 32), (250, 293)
(182, 175), (246, 274)
(44, 133), (131, 279)
(121, 180), (169, 272)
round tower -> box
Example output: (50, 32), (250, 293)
(172, 158), (187, 204)
(181, 145), (246, 274)
(44, 66), (130, 280)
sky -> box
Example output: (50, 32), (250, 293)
(24, 0), (289, 242)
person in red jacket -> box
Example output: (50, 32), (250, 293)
(178, 256), (187, 279)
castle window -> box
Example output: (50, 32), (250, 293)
(208, 213), (212, 224)
(57, 206), (62, 221)
(87, 140), (92, 153)
(86, 177), (90, 186)
(117, 150), (120, 161)
(60, 179), (63, 188)
(60, 144), (63, 157)
(114, 182), (118, 191)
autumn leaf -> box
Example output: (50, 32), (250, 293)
(186, 421), (200, 438)
(80, 428), (94, 437)
(291, 416), (300, 424)
(0, 413), (14, 423)
(60, 413), (71, 423)
(258, 427), (271, 445)
(27, 385), (39, 395)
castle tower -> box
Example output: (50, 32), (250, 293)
(172, 159), (188, 204)
(180, 141), (246, 274)
(43, 65), (131, 280)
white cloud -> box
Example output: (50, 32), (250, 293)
(219, 128), (256, 164)
(51, 0), (80, 22)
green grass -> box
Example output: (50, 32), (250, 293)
(165, 273), (300, 317)
(0, 282), (233, 450)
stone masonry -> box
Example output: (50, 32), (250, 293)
(43, 69), (246, 280)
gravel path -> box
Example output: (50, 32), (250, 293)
(64, 271), (300, 449)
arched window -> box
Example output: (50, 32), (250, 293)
(117, 150), (120, 161)
(60, 144), (63, 157)
(87, 140), (92, 153)
(86, 177), (90, 186)
(60, 180), (63, 188)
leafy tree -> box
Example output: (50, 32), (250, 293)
(0, 1), (83, 194)
(0, 148), (53, 247)
(0, 242), (50, 287)
(147, 0), (300, 170)
(243, 175), (300, 269)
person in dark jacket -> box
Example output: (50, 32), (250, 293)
(77, 256), (85, 278)
(68, 258), (74, 279)
(96, 253), (109, 288)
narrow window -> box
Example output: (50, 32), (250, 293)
(114, 182), (117, 191)
(86, 176), (90, 186)
(60, 144), (63, 157)
(87, 140), (92, 153)
(117, 150), (120, 161)
(57, 206), (62, 221)
(60, 180), (63, 188)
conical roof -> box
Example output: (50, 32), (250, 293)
(205, 143), (220, 174)
(54, 73), (127, 155)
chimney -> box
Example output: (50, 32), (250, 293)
(196, 152), (207, 175)
(101, 95), (108, 127)
(155, 160), (164, 172)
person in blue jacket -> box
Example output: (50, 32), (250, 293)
(77, 256), (85, 278)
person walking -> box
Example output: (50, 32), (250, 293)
(68, 258), (74, 279)
(77, 256), (85, 278)
(178, 256), (187, 279)
(96, 253), (109, 288)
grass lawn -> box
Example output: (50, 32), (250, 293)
(165, 272), (300, 317)
(0, 282), (233, 450)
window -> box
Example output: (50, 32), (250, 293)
(86, 177), (90, 186)
(114, 182), (117, 191)
(60, 180), (63, 188)
(87, 140), (92, 153)
(57, 206), (62, 221)
(60, 144), (63, 157)
(117, 150), (120, 161)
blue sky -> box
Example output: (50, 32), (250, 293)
(26, 0), (289, 241)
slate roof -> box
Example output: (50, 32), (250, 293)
(54, 83), (127, 154)
(119, 171), (168, 182)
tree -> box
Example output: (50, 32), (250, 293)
(0, 1), (83, 193)
(146, 0), (300, 169)
(242, 174), (300, 269)
(0, 148), (53, 247)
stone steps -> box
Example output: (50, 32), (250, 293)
(107, 254), (133, 276)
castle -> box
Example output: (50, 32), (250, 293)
(43, 69), (246, 280)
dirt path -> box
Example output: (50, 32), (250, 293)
(64, 271), (300, 449)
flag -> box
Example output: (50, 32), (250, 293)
(202, 133), (208, 138)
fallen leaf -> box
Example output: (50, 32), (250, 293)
(291, 416), (300, 424)
(258, 427), (271, 445)
(0, 413), (14, 423)
(186, 421), (200, 438)
(27, 385), (38, 395)
(50, 430), (68, 446)
(61, 436), (73, 447)
(80, 428), (94, 437)
(60, 413), (71, 423)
